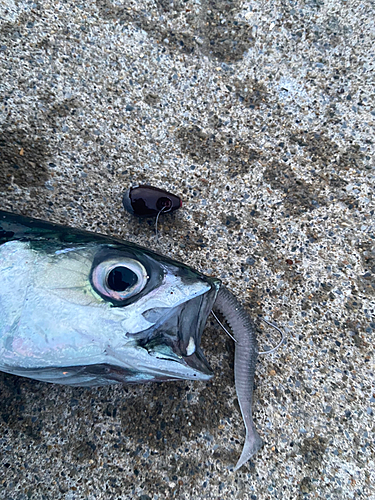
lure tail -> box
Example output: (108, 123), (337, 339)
(214, 285), (263, 470)
(233, 421), (263, 471)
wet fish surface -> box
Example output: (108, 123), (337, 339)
(0, 210), (262, 469)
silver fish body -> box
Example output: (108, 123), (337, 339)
(0, 211), (219, 386)
(0, 210), (263, 470)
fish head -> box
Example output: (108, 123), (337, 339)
(87, 242), (220, 383)
(0, 232), (220, 385)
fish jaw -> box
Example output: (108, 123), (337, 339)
(0, 212), (221, 386)
(127, 288), (219, 382)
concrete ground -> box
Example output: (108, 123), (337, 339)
(0, 0), (374, 498)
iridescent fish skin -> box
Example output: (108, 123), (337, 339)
(0, 211), (219, 386)
(0, 210), (263, 470)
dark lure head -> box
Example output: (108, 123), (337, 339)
(0, 211), (220, 386)
(123, 185), (182, 217)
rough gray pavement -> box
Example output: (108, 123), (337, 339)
(0, 0), (374, 498)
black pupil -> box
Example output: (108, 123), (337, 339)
(107, 267), (138, 292)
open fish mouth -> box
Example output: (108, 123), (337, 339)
(133, 291), (218, 382)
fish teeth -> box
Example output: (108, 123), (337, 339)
(186, 337), (196, 356)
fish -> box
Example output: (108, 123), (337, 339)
(0, 210), (263, 470)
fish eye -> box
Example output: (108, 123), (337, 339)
(107, 266), (137, 292)
(91, 258), (148, 302)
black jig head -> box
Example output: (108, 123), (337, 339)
(123, 185), (182, 218)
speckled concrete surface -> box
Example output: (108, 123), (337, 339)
(0, 0), (374, 498)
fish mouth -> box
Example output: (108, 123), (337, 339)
(135, 278), (220, 382)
